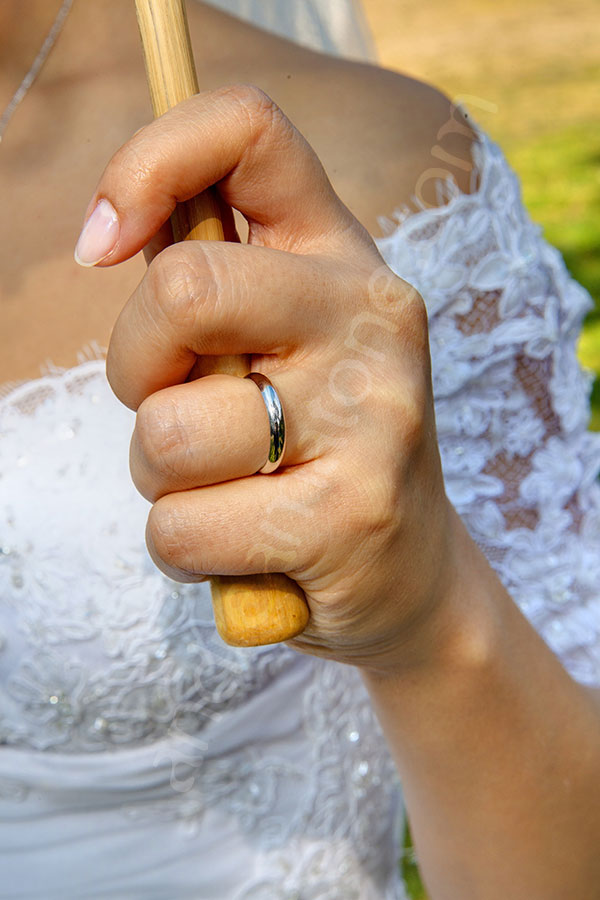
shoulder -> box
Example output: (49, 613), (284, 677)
(269, 53), (479, 234)
(188, 4), (478, 234)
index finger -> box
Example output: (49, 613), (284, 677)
(76, 85), (360, 267)
(106, 238), (359, 410)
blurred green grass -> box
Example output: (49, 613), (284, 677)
(401, 822), (428, 899)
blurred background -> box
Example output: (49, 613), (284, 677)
(363, 0), (600, 431)
(361, 2), (599, 894)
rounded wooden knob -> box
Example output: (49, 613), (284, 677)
(211, 574), (310, 646)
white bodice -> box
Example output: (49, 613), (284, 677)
(1, 132), (599, 898)
(0, 363), (403, 899)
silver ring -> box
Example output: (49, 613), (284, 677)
(245, 372), (287, 474)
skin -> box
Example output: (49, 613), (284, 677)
(2, 2), (600, 898)
(0, 0), (474, 384)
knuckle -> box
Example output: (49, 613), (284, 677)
(402, 285), (431, 360)
(333, 398), (428, 544)
(361, 470), (401, 536)
(146, 243), (209, 329)
(135, 392), (188, 475)
(147, 499), (196, 573)
(332, 466), (399, 554)
(111, 135), (158, 202)
(367, 267), (429, 351)
(222, 82), (277, 118)
(366, 265), (406, 313)
(369, 479), (401, 538)
(397, 389), (427, 455)
(221, 83), (289, 143)
(372, 368), (428, 457)
(105, 342), (127, 407)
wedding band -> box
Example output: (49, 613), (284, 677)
(245, 372), (287, 474)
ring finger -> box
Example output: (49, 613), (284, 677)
(130, 369), (321, 502)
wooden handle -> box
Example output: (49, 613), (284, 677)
(135, 0), (310, 646)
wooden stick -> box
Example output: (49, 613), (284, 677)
(134, 0), (310, 646)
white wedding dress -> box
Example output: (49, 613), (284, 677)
(1, 123), (600, 897)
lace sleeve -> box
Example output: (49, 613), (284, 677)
(376, 133), (600, 687)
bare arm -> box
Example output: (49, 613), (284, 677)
(363, 508), (600, 900)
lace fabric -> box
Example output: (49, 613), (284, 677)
(0, 130), (598, 897)
(0, 368), (403, 896)
(377, 132), (600, 687)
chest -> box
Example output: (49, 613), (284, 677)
(0, 81), (148, 384)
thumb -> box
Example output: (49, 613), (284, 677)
(74, 84), (357, 268)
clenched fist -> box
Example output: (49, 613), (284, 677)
(77, 85), (457, 673)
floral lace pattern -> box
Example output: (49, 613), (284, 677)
(378, 132), (600, 686)
(0, 131), (599, 897)
(0, 367), (291, 752)
(0, 364), (404, 896)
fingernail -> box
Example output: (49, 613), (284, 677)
(74, 199), (120, 267)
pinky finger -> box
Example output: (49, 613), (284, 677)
(145, 469), (325, 584)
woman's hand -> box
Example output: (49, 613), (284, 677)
(77, 85), (457, 673)
(77, 89), (600, 894)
